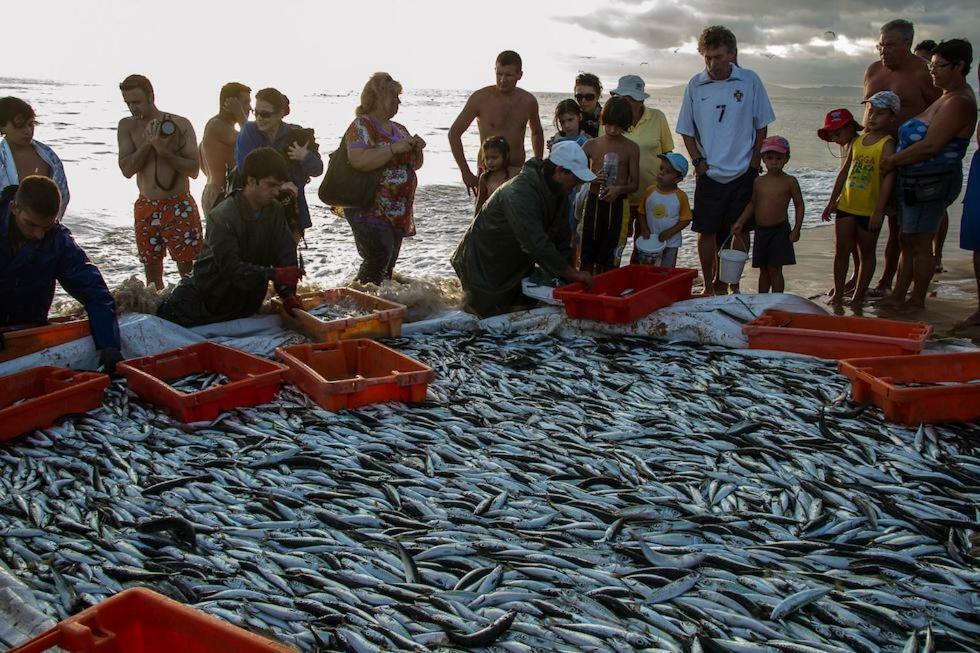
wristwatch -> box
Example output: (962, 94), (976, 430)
(692, 157), (706, 167)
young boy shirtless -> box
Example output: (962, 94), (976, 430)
(733, 136), (804, 293)
(580, 97), (639, 274)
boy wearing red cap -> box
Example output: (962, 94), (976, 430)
(733, 136), (803, 293)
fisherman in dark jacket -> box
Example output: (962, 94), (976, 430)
(0, 176), (123, 371)
(157, 147), (304, 327)
(452, 141), (594, 317)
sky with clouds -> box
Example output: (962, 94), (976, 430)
(3, 0), (977, 97)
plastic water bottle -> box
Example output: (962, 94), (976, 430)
(601, 153), (619, 198)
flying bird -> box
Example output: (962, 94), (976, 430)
(824, 30), (837, 40)
(764, 53), (776, 59)
(640, 62), (649, 65)
(673, 48), (680, 54)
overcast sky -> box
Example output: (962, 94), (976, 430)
(4, 0), (976, 97)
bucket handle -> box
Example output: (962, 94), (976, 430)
(719, 232), (747, 252)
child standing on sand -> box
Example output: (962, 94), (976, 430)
(733, 136), (804, 293)
(580, 97), (639, 274)
(637, 152), (692, 268)
(823, 92), (898, 308)
(818, 107), (864, 301)
(548, 99), (590, 149)
(474, 136), (514, 215)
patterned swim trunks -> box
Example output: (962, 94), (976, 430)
(134, 193), (203, 264)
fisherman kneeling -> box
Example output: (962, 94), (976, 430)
(0, 176), (123, 372)
(157, 147), (304, 326)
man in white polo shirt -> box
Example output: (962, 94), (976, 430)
(677, 25), (776, 294)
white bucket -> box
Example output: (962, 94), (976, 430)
(717, 234), (748, 284)
(634, 236), (666, 265)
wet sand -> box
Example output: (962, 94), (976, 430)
(745, 202), (980, 343)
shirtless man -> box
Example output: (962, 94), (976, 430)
(200, 82), (251, 219)
(117, 74), (202, 290)
(448, 50), (544, 196)
(864, 19), (941, 295)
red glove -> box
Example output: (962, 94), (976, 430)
(281, 294), (303, 317)
(273, 266), (304, 286)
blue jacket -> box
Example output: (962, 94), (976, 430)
(235, 121), (324, 230)
(0, 186), (120, 351)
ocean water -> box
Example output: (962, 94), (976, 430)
(6, 77), (974, 297)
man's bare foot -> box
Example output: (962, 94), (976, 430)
(895, 300), (925, 314)
(828, 294), (844, 307)
(848, 294), (865, 311)
(867, 285), (890, 298)
(954, 310), (980, 329)
(875, 294), (903, 309)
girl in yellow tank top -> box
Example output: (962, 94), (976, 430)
(823, 102), (897, 309)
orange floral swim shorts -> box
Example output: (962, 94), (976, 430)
(134, 193), (203, 264)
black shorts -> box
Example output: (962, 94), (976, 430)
(580, 194), (629, 269)
(693, 168), (758, 235)
(752, 222), (796, 268)
(836, 210), (870, 231)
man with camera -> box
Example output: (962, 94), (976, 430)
(117, 74), (203, 290)
(156, 148), (304, 327)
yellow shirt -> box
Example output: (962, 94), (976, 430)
(838, 134), (893, 217)
(626, 106), (674, 206)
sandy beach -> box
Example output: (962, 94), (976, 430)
(767, 201), (979, 342)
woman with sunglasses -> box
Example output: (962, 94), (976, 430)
(341, 72), (425, 285)
(575, 73), (603, 138)
(882, 39), (978, 312)
(0, 97), (70, 219)
(235, 87), (323, 239)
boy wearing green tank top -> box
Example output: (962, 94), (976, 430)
(824, 91), (899, 309)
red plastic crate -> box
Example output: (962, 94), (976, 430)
(276, 339), (433, 411)
(0, 320), (92, 363)
(9, 587), (294, 653)
(0, 366), (109, 441)
(553, 265), (698, 323)
(118, 342), (286, 422)
(273, 287), (407, 342)
(839, 352), (980, 424)
(742, 309), (931, 359)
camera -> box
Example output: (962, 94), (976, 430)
(159, 114), (177, 137)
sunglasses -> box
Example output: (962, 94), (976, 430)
(255, 109), (278, 119)
(575, 93), (596, 102)
(927, 61), (953, 72)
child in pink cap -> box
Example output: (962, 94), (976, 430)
(733, 135), (804, 293)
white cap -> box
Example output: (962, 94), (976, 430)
(611, 74), (650, 101)
(549, 141), (597, 182)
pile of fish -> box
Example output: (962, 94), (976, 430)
(167, 372), (231, 393)
(307, 300), (372, 321)
(1, 332), (978, 653)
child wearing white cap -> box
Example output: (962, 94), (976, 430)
(637, 152), (691, 268)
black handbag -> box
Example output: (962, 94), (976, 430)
(318, 135), (383, 209)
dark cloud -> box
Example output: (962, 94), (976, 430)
(558, 0), (980, 86)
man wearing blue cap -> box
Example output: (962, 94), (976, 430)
(637, 152), (692, 268)
(452, 141), (594, 317)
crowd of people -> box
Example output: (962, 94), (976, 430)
(2, 19), (980, 367)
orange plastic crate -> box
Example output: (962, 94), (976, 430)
(742, 309), (931, 359)
(118, 342), (286, 422)
(0, 366), (109, 441)
(554, 265), (698, 323)
(839, 352), (980, 424)
(0, 320), (92, 363)
(9, 587), (294, 653)
(277, 339), (433, 411)
(274, 288), (406, 342)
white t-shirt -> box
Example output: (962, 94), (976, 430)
(676, 64), (776, 183)
(641, 186), (692, 248)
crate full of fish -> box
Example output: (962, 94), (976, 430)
(117, 341), (286, 422)
(839, 351), (980, 424)
(743, 309), (931, 359)
(0, 366), (109, 441)
(276, 339), (433, 411)
(0, 319), (91, 363)
(554, 264), (698, 323)
(9, 587), (295, 653)
(273, 287), (407, 342)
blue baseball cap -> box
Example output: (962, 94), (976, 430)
(657, 152), (689, 179)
